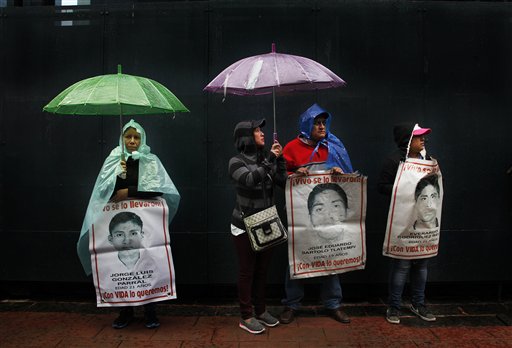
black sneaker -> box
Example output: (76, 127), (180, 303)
(112, 308), (134, 329)
(256, 311), (279, 327)
(386, 307), (400, 324)
(144, 311), (160, 329)
(410, 304), (436, 322)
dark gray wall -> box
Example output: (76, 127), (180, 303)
(0, 1), (511, 288)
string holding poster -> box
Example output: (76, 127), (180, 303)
(286, 173), (367, 279)
(89, 197), (177, 307)
(382, 158), (443, 259)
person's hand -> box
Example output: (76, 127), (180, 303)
(270, 142), (283, 158)
(331, 167), (344, 175)
(120, 160), (127, 173)
(111, 188), (128, 202)
(295, 167), (309, 176)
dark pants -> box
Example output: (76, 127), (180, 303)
(232, 232), (274, 320)
(119, 302), (156, 316)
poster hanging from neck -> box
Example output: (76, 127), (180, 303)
(89, 197), (177, 307)
(286, 173), (367, 279)
(383, 158), (443, 259)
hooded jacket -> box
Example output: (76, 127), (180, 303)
(283, 103), (353, 174)
(377, 122), (431, 196)
(77, 120), (180, 275)
(228, 119), (287, 230)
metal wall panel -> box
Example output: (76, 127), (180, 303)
(0, 1), (511, 288)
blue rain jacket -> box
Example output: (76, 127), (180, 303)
(299, 103), (353, 173)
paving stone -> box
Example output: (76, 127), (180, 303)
(471, 339), (512, 347)
(239, 342), (298, 348)
(212, 325), (269, 342)
(119, 340), (183, 348)
(268, 326), (325, 341)
(56, 337), (122, 348)
(430, 326), (495, 340)
(486, 326), (512, 339)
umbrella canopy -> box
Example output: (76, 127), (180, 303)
(204, 43), (346, 96)
(204, 44), (345, 139)
(44, 65), (189, 115)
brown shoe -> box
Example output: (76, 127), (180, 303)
(279, 307), (295, 324)
(330, 308), (350, 324)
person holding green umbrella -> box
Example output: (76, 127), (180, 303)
(44, 65), (187, 328)
(78, 119), (180, 329)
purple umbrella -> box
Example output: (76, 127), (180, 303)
(204, 43), (346, 140)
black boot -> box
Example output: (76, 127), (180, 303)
(144, 303), (160, 329)
(112, 307), (134, 329)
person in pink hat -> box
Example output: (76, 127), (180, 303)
(378, 123), (437, 325)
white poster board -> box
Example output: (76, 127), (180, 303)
(383, 158), (443, 259)
(90, 197), (177, 307)
(286, 173), (367, 279)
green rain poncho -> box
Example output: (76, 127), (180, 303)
(77, 120), (180, 275)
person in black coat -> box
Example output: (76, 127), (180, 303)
(228, 119), (287, 334)
(378, 123), (431, 196)
(378, 123), (437, 325)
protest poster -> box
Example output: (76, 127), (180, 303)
(89, 197), (176, 307)
(382, 158), (443, 259)
(286, 173), (367, 279)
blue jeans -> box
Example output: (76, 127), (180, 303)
(282, 266), (342, 310)
(388, 258), (429, 309)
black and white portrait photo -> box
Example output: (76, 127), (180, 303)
(307, 183), (348, 244)
(108, 212), (146, 270)
(412, 174), (440, 230)
(286, 173), (367, 279)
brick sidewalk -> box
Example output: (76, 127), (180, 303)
(1, 301), (511, 347)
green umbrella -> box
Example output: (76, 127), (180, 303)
(44, 64), (189, 173)
(44, 64), (190, 116)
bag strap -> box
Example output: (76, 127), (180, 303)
(240, 166), (275, 218)
(263, 168), (279, 206)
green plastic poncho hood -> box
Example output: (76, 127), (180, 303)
(77, 119), (180, 275)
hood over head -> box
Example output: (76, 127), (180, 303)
(393, 122), (431, 157)
(233, 118), (266, 154)
(298, 103), (353, 173)
(393, 122), (416, 150)
(299, 103), (331, 139)
(120, 119), (151, 159)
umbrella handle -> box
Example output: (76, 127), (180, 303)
(118, 115), (127, 179)
(119, 153), (127, 179)
(272, 87), (277, 143)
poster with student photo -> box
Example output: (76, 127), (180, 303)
(89, 197), (177, 307)
(382, 158), (444, 259)
(286, 173), (367, 279)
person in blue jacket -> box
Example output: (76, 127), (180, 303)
(280, 103), (353, 325)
